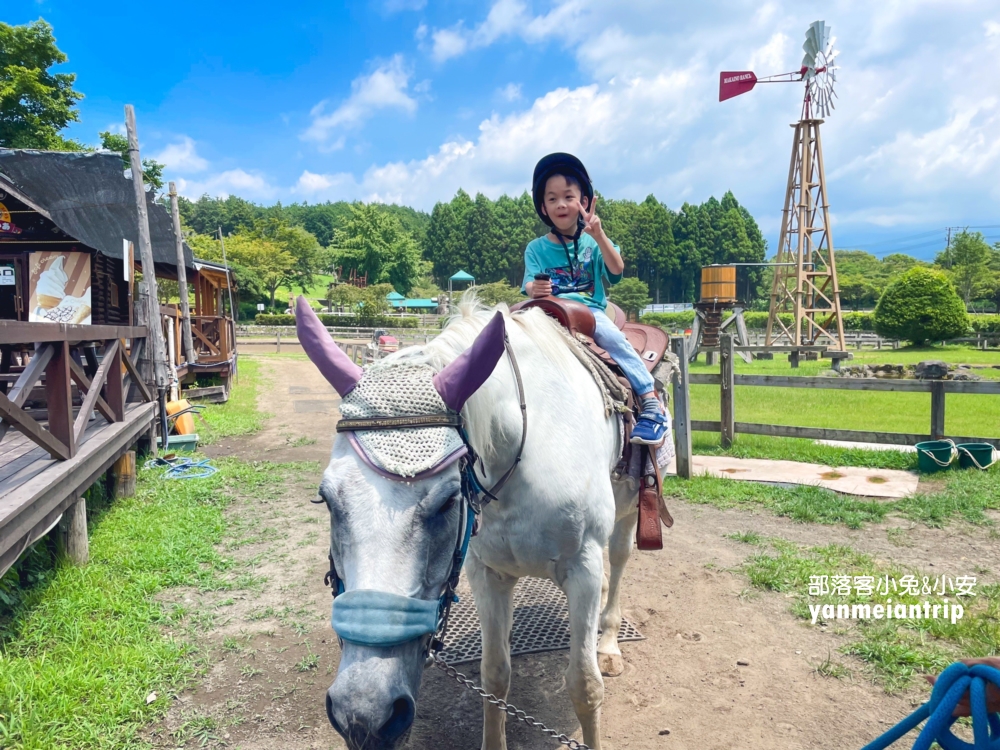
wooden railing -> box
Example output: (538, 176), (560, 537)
(669, 334), (1000, 478)
(0, 322), (152, 460)
(159, 305), (234, 365)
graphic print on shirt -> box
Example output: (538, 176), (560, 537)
(547, 244), (594, 295)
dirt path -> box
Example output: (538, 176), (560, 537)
(151, 355), (986, 750)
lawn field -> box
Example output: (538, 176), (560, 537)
(276, 273), (334, 304)
(687, 345), (1000, 440)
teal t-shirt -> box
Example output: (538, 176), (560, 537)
(520, 233), (622, 310)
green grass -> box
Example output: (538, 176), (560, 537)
(667, 462), (1000, 529)
(277, 273), (334, 303)
(687, 345), (1000, 444)
(195, 358), (269, 444)
(692, 433), (918, 470)
(735, 537), (1000, 691)
(0, 459), (292, 749)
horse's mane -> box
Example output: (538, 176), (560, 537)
(382, 290), (581, 460)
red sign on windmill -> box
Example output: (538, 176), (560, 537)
(719, 71), (757, 101)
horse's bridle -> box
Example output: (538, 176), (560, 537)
(319, 334), (527, 654)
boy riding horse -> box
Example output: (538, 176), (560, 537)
(522, 153), (668, 445)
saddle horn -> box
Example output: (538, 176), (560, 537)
(295, 296), (363, 396)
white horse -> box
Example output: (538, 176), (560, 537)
(298, 295), (655, 750)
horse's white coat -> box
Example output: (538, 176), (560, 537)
(321, 298), (641, 750)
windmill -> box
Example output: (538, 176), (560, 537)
(720, 20), (846, 353)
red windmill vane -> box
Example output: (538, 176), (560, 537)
(720, 21), (846, 353)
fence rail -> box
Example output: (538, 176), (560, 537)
(669, 333), (1000, 478)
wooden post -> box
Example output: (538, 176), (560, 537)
(930, 381), (946, 440)
(670, 338), (692, 479)
(124, 105), (169, 390)
(169, 182), (197, 364)
(63, 496), (89, 565)
(46, 340), (75, 458)
(789, 350), (800, 369)
(111, 451), (137, 498)
(276, 331), (281, 353)
(720, 333), (735, 449)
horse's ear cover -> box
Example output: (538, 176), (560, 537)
(295, 296), (363, 396)
(433, 311), (506, 412)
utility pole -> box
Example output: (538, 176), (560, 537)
(125, 104), (170, 446)
(169, 182), (197, 363)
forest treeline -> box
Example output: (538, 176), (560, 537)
(176, 187), (770, 307)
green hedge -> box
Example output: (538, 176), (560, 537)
(253, 313), (421, 328)
(970, 315), (1000, 334)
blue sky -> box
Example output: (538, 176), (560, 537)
(8, 0), (1000, 258)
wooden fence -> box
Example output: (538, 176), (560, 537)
(669, 334), (1000, 479)
(0, 322), (157, 575)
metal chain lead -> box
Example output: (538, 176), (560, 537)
(432, 653), (591, 750)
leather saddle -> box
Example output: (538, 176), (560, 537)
(509, 296), (672, 550)
(509, 297), (669, 374)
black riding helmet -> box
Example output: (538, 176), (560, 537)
(531, 152), (594, 231)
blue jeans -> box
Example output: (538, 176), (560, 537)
(592, 308), (655, 395)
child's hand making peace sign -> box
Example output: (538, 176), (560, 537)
(581, 197), (603, 239)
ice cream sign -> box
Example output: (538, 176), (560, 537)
(0, 202), (21, 235)
(29, 251), (92, 325)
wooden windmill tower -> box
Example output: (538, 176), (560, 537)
(720, 21), (846, 351)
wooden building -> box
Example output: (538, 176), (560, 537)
(0, 149), (235, 394)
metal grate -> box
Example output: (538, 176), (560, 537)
(440, 576), (644, 665)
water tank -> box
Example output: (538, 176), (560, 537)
(699, 265), (737, 304)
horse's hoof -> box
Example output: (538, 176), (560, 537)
(598, 652), (625, 677)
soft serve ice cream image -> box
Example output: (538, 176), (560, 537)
(35, 255), (68, 309)
(29, 252), (92, 324)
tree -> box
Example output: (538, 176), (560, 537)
(610, 277), (652, 321)
(936, 230), (993, 307)
(98, 130), (164, 190)
(178, 194), (262, 236)
(332, 204), (421, 294)
(250, 218), (322, 294)
(873, 268), (969, 345)
(0, 20), (84, 149)
(326, 282), (393, 325)
(475, 280), (524, 307)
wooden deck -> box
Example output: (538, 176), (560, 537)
(0, 401), (155, 576)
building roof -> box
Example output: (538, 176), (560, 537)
(450, 269), (475, 282)
(0, 149), (194, 271)
(386, 291), (405, 300)
(390, 298), (438, 309)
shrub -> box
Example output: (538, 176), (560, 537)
(970, 315), (1000, 334)
(873, 268), (970, 344)
(253, 313), (421, 328)
(640, 311), (696, 329)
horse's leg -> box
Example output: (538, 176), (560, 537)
(564, 540), (606, 750)
(597, 505), (637, 677)
(466, 553), (517, 750)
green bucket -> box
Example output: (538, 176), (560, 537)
(916, 440), (954, 473)
(956, 443), (996, 470)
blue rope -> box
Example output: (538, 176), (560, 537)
(144, 457), (218, 480)
(862, 663), (1000, 750)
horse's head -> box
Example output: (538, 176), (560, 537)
(296, 297), (505, 749)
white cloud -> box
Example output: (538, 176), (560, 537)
(152, 136), (209, 173)
(303, 55), (417, 143)
(498, 83), (522, 101)
(176, 169), (276, 200)
(747, 32), (790, 73)
(431, 27), (469, 63)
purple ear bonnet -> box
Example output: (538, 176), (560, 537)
(295, 296), (363, 396)
(433, 311), (506, 412)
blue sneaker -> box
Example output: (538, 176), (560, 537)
(631, 411), (668, 445)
